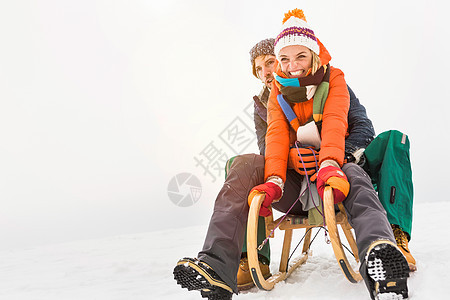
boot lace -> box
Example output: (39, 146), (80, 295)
(239, 257), (249, 269)
(392, 225), (409, 252)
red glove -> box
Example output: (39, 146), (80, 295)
(248, 182), (282, 217)
(317, 166), (350, 204)
(287, 147), (319, 178)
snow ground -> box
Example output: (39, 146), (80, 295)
(0, 201), (448, 300)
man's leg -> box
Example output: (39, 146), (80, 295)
(363, 130), (416, 270)
(174, 153), (265, 299)
(364, 130), (413, 238)
(226, 156), (271, 265)
(197, 153), (265, 293)
(237, 169), (305, 290)
(240, 168), (306, 262)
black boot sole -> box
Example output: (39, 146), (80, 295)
(173, 258), (232, 300)
(366, 241), (410, 299)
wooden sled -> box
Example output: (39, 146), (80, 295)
(247, 186), (363, 290)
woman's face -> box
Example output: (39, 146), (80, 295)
(278, 45), (312, 78)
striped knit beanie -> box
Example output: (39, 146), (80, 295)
(274, 9), (319, 58)
(249, 38), (275, 78)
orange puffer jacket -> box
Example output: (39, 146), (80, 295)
(264, 66), (349, 183)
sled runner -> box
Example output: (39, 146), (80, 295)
(247, 186), (362, 290)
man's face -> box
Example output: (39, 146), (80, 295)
(254, 55), (276, 88)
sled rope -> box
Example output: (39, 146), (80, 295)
(257, 143), (327, 251)
(294, 142), (328, 241)
(319, 226), (356, 258)
(257, 188), (307, 251)
(287, 226), (320, 266)
(287, 226), (356, 271)
(294, 142), (323, 216)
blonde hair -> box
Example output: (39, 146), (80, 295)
(311, 50), (321, 75)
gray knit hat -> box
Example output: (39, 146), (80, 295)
(249, 38), (275, 78)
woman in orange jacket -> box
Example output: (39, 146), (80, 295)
(249, 9), (411, 300)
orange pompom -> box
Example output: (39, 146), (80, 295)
(282, 8), (307, 24)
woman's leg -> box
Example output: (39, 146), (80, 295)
(342, 163), (395, 259)
(342, 163), (409, 299)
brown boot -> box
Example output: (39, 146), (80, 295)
(237, 257), (271, 291)
(392, 224), (417, 272)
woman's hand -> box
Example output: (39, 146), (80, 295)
(317, 164), (350, 203)
(287, 146), (319, 178)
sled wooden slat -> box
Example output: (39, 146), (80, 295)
(323, 189), (362, 282)
(338, 203), (360, 262)
(247, 186), (362, 291)
(264, 213), (274, 239)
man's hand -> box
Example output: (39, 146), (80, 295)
(248, 182), (282, 217)
(317, 165), (350, 204)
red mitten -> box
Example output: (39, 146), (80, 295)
(287, 147), (319, 178)
(248, 182), (282, 217)
(317, 166), (350, 204)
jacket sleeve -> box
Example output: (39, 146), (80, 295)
(253, 93), (268, 156)
(254, 105), (267, 156)
(264, 88), (290, 182)
(319, 67), (350, 167)
(345, 85), (375, 151)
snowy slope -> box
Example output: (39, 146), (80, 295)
(0, 201), (448, 300)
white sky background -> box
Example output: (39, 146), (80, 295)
(0, 0), (449, 250)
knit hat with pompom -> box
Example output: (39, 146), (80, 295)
(274, 9), (319, 58)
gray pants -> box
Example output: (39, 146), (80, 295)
(198, 154), (394, 293)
